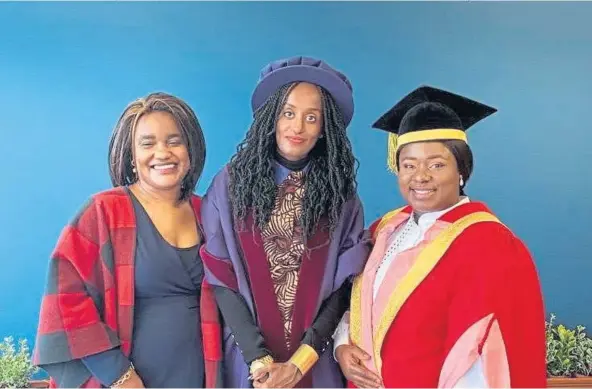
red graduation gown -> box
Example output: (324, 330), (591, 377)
(349, 201), (546, 388)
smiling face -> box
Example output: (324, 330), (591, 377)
(275, 82), (324, 161)
(397, 141), (461, 213)
(132, 111), (190, 193)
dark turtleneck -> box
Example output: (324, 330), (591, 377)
(274, 150), (309, 171)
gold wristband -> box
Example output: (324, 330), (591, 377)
(111, 363), (135, 388)
(288, 344), (319, 375)
(249, 355), (274, 375)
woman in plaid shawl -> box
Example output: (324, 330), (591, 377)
(33, 93), (223, 388)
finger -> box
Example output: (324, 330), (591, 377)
(252, 366), (272, 381)
(348, 364), (382, 386)
(255, 373), (270, 385)
(349, 346), (371, 361)
(352, 377), (381, 389)
(349, 370), (382, 389)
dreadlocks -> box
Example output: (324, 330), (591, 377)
(228, 83), (358, 239)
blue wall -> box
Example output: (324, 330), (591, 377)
(1, 2), (591, 347)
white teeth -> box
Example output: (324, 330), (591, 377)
(414, 190), (434, 194)
(153, 164), (175, 170)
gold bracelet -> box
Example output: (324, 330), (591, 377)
(249, 355), (275, 375)
(288, 344), (319, 376)
(111, 363), (135, 388)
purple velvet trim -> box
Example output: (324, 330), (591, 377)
(199, 245), (239, 292)
(288, 221), (331, 388)
(236, 214), (331, 388)
(236, 216), (287, 358)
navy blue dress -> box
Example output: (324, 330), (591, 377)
(82, 190), (205, 388)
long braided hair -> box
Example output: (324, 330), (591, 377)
(228, 83), (358, 239)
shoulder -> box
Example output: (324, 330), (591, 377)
(76, 187), (134, 229)
(58, 187), (132, 245)
(206, 165), (230, 195)
(190, 193), (202, 210)
(451, 211), (533, 271)
(68, 187), (129, 219)
(336, 192), (368, 225)
(368, 205), (411, 238)
(369, 217), (383, 238)
(201, 165), (231, 213)
(89, 187), (130, 207)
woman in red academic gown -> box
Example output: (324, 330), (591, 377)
(333, 86), (547, 388)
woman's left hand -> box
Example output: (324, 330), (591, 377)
(252, 362), (302, 388)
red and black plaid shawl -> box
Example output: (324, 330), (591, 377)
(33, 187), (223, 388)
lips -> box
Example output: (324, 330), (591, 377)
(411, 188), (436, 199)
(286, 136), (305, 144)
(152, 163), (176, 170)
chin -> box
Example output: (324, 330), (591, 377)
(282, 146), (312, 160)
(408, 200), (438, 213)
(149, 179), (182, 191)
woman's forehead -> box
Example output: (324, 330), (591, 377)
(284, 82), (322, 108)
(399, 141), (453, 158)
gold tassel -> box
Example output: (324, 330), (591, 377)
(387, 132), (398, 174)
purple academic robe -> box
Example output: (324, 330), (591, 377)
(200, 163), (369, 387)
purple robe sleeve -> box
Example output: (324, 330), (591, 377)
(301, 195), (371, 354)
(300, 279), (353, 354)
(200, 174), (239, 291)
(200, 172), (271, 363)
(333, 194), (372, 290)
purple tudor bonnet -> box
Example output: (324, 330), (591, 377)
(250, 56), (354, 126)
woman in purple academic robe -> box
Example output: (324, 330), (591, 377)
(200, 56), (370, 388)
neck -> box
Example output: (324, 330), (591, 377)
(131, 181), (183, 207)
(413, 197), (462, 221)
(274, 150), (309, 171)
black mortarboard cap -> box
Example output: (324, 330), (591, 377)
(372, 85), (497, 172)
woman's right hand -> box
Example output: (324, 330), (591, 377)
(335, 344), (383, 388)
(113, 368), (145, 388)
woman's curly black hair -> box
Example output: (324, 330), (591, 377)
(228, 83), (358, 239)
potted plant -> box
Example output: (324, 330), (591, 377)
(546, 313), (592, 387)
(0, 337), (47, 388)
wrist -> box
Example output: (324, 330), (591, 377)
(110, 363), (135, 388)
(249, 355), (274, 375)
(288, 344), (319, 376)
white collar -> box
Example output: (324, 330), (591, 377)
(412, 196), (470, 230)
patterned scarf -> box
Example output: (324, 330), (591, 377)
(261, 171), (306, 343)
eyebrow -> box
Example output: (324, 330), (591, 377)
(401, 154), (449, 161)
(284, 102), (321, 113)
(137, 134), (182, 140)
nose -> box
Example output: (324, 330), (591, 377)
(154, 142), (172, 159)
(412, 166), (431, 183)
(291, 116), (305, 134)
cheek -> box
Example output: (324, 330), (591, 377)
(178, 149), (191, 167)
(134, 149), (151, 166)
(307, 123), (322, 139)
(275, 129), (286, 149)
(398, 175), (410, 192)
(437, 171), (460, 192)
(276, 118), (288, 134)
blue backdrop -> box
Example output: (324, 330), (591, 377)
(1, 2), (591, 348)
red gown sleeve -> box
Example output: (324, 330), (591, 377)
(439, 223), (547, 388)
